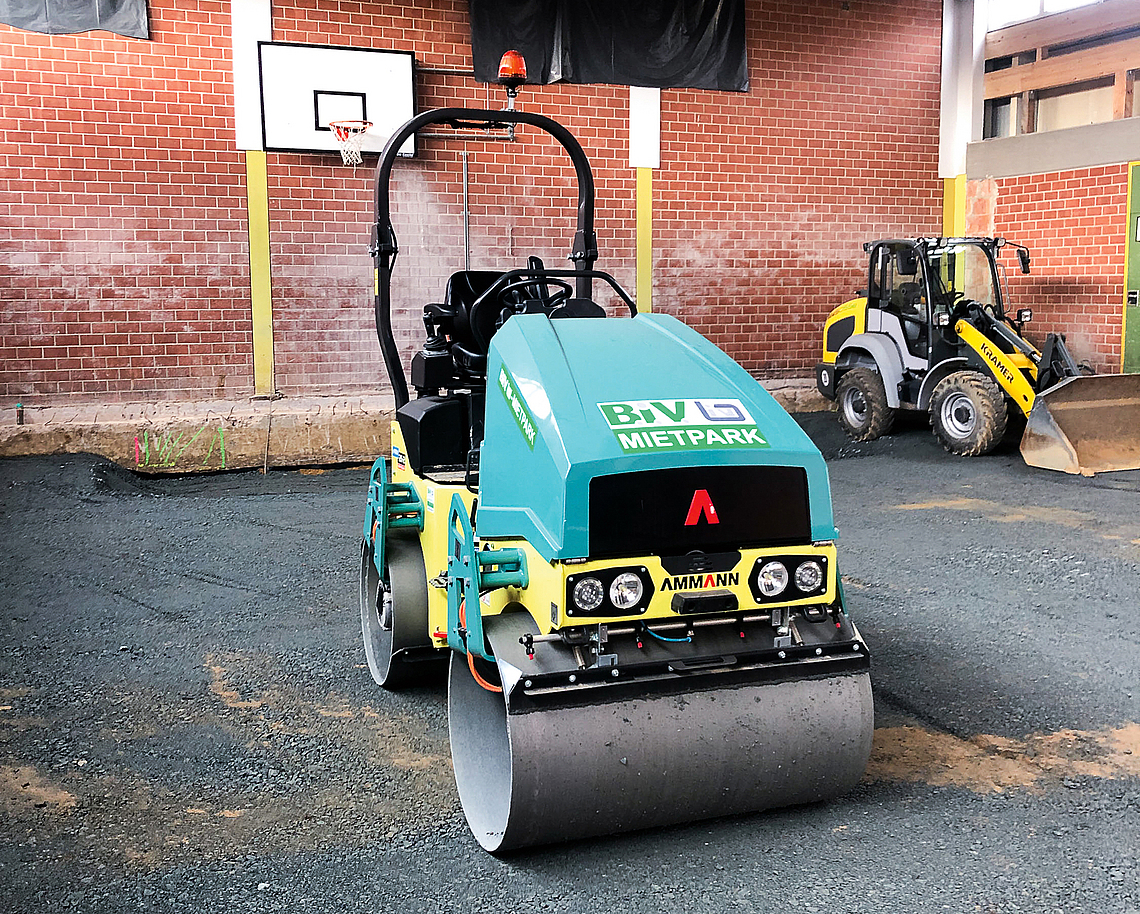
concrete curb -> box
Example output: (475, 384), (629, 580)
(0, 396), (396, 474)
(0, 381), (830, 474)
(760, 378), (832, 415)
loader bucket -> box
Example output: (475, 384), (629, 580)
(1020, 374), (1140, 475)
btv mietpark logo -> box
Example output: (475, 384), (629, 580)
(597, 399), (769, 453)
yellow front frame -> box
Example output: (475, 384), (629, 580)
(389, 422), (838, 645)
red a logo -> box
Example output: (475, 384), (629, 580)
(684, 489), (719, 526)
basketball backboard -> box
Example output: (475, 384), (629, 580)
(258, 42), (415, 158)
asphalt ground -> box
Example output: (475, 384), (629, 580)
(1, 413), (1138, 913)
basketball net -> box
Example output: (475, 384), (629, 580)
(329, 120), (373, 167)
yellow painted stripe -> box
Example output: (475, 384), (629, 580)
(245, 150), (275, 396)
(636, 166), (652, 313)
(1123, 161), (1138, 372)
(943, 174), (966, 238)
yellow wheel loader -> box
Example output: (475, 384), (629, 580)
(816, 237), (1140, 475)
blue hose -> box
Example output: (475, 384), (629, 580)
(643, 625), (691, 644)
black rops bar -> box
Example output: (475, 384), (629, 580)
(370, 107), (600, 409)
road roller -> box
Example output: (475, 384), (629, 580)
(359, 58), (873, 852)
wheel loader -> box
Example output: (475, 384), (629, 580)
(359, 57), (873, 853)
(815, 237), (1140, 475)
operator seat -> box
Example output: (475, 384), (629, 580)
(397, 270), (499, 479)
(896, 282), (928, 356)
(898, 282), (922, 313)
(445, 270), (501, 377)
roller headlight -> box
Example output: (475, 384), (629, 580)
(756, 561), (789, 598)
(608, 572), (644, 610)
(794, 560), (823, 593)
(566, 566), (654, 618)
(572, 576), (605, 612)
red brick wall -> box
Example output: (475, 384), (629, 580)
(967, 165), (1128, 372)
(1, 0), (254, 403)
(657, 1), (944, 372)
(2, 0), (945, 406)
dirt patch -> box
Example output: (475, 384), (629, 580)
(4, 649), (457, 873)
(1, 764), (78, 813)
(0, 714), (49, 734)
(892, 497), (1140, 552)
(206, 655), (267, 710)
(867, 722), (1140, 792)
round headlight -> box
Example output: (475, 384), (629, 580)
(572, 576), (604, 612)
(794, 560), (824, 593)
(609, 572), (644, 609)
(756, 561), (788, 598)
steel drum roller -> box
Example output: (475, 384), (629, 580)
(449, 638), (874, 853)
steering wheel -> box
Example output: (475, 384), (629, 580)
(496, 276), (573, 312)
(469, 275), (575, 353)
(949, 295), (978, 322)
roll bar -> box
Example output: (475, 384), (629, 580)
(370, 108), (601, 408)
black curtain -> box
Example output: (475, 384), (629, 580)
(470, 0), (747, 92)
(1, 0), (149, 39)
(470, 0), (560, 85)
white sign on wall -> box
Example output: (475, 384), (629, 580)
(629, 86), (661, 169)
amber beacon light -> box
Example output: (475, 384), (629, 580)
(497, 49), (527, 88)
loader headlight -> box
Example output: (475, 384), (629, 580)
(794, 560), (824, 593)
(572, 577), (605, 612)
(756, 561), (789, 598)
(609, 573), (644, 610)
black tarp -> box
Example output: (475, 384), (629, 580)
(1, 0), (149, 39)
(469, 0), (747, 92)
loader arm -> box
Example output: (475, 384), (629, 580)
(953, 317), (1037, 417)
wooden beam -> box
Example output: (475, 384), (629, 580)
(1115, 69), (1136, 119)
(1019, 91), (1036, 135)
(985, 36), (1140, 99)
(986, 0), (1140, 60)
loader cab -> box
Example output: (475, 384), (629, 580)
(867, 241), (931, 363)
(866, 239), (1008, 372)
(921, 238), (1005, 319)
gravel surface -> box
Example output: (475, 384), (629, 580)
(1, 413), (1138, 913)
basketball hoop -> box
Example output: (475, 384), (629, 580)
(329, 120), (373, 166)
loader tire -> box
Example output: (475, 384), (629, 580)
(929, 370), (1007, 456)
(836, 367), (895, 442)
